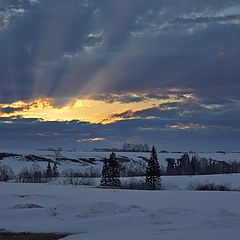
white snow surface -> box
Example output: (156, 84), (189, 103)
(1, 181), (240, 240)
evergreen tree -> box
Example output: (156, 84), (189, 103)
(100, 153), (121, 188)
(145, 146), (161, 190)
(108, 152), (121, 187)
(46, 162), (52, 179)
(52, 162), (59, 177)
(100, 158), (110, 187)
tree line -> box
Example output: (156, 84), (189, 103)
(166, 153), (240, 175)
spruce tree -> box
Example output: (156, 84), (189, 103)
(52, 162), (59, 177)
(108, 152), (121, 187)
(145, 146), (161, 190)
(100, 158), (110, 187)
(46, 162), (52, 179)
(100, 153), (121, 188)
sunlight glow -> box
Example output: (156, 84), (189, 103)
(0, 94), (183, 124)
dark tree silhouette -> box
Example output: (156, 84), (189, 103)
(146, 146), (161, 190)
(108, 152), (121, 187)
(100, 158), (110, 187)
(46, 162), (52, 179)
(52, 162), (59, 177)
(100, 153), (121, 188)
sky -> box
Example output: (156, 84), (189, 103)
(0, 0), (240, 151)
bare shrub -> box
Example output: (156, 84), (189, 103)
(187, 182), (239, 191)
(17, 164), (46, 183)
(61, 168), (101, 178)
(58, 176), (95, 186)
(0, 164), (14, 182)
(120, 178), (148, 190)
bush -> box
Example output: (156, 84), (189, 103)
(17, 163), (47, 183)
(120, 178), (148, 190)
(58, 177), (96, 186)
(0, 164), (14, 182)
(187, 182), (238, 191)
(61, 168), (101, 178)
(18, 168), (47, 183)
(121, 163), (146, 177)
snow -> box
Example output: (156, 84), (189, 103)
(1, 150), (240, 239)
(162, 173), (240, 190)
(1, 149), (240, 175)
(1, 181), (240, 240)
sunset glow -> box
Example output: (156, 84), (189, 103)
(0, 94), (183, 124)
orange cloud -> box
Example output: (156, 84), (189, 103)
(0, 92), (188, 124)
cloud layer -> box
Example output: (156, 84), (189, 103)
(1, 0), (240, 100)
(0, 0), (240, 150)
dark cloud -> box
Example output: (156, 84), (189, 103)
(109, 110), (134, 119)
(84, 92), (178, 104)
(0, 0), (239, 101)
(0, 106), (24, 114)
(83, 93), (146, 104)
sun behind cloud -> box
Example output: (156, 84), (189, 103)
(0, 93), (185, 124)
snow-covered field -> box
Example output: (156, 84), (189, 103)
(161, 173), (240, 190)
(1, 150), (240, 239)
(1, 175), (240, 240)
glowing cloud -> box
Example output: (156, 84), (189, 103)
(0, 92), (186, 124)
(167, 123), (206, 130)
(77, 137), (106, 142)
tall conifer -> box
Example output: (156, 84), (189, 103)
(146, 146), (161, 190)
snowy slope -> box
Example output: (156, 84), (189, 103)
(1, 149), (240, 174)
(0, 183), (240, 240)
